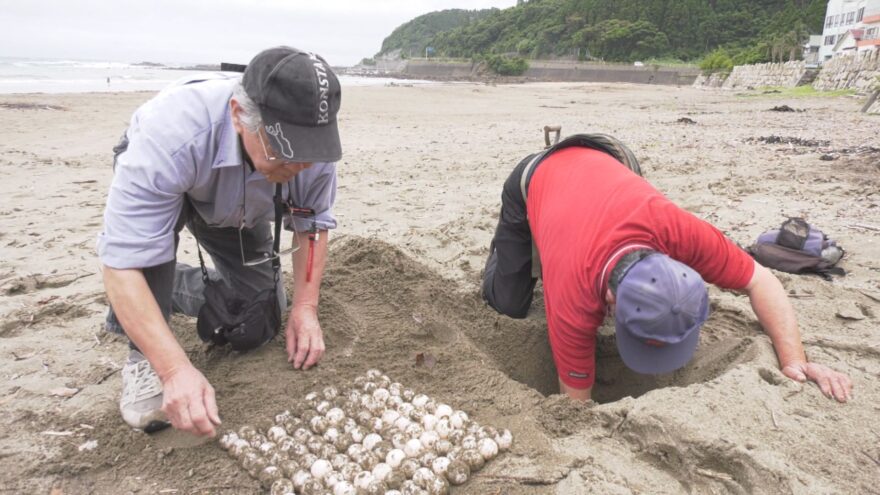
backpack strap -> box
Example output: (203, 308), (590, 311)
(517, 133), (642, 279)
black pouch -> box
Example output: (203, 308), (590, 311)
(192, 184), (285, 351)
(197, 281), (280, 351)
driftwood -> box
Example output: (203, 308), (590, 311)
(861, 90), (880, 113)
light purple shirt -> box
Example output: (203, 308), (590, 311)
(97, 74), (337, 269)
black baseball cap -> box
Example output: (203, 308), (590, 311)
(243, 46), (342, 163)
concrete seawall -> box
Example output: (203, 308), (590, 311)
(398, 59), (700, 86)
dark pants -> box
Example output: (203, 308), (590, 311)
(481, 154), (539, 319)
(104, 199), (287, 348)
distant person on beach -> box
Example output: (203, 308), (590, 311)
(481, 134), (853, 403)
(98, 47), (341, 436)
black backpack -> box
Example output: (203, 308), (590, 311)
(747, 218), (845, 280)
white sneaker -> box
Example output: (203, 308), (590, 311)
(120, 350), (167, 430)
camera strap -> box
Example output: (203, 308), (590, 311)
(193, 183), (284, 281)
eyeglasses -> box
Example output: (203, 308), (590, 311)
(238, 197), (317, 267)
(239, 221), (299, 267)
(257, 129), (295, 165)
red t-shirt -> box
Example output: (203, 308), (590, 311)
(527, 147), (755, 390)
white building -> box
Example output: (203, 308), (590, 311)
(819, 0), (880, 61)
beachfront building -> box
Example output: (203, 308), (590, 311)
(819, 0), (880, 61)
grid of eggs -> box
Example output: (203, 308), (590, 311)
(218, 369), (513, 495)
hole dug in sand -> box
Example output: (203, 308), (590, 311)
(486, 309), (767, 404)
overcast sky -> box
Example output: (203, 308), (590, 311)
(0, 0), (517, 66)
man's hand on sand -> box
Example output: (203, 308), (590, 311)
(782, 362), (853, 403)
(160, 364), (221, 436)
(286, 305), (325, 370)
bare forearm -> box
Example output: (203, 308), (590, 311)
(102, 266), (190, 380)
(290, 230), (328, 309)
(744, 262), (806, 368)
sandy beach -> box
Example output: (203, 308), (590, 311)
(1, 81), (878, 494)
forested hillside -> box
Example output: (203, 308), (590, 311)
(374, 9), (497, 59)
(377, 0), (827, 65)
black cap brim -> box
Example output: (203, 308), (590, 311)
(261, 107), (342, 163)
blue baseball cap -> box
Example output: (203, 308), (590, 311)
(614, 253), (709, 374)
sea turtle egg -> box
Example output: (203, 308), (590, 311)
(460, 449), (485, 471)
(301, 453), (319, 469)
(357, 451), (380, 471)
(372, 388), (390, 403)
(300, 479), (325, 495)
(310, 416), (329, 435)
(422, 414), (437, 432)
(385, 470), (406, 490)
(478, 438), (499, 460)
(435, 418), (452, 439)
(340, 462), (360, 481)
(333, 432), (354, 452)
(496, 429), (513, 451)
(368, 418), (384, 433)
(449, 411), (468, 429)
(363, 433), (383, 451)
(280, 459), (301, 477)
(377, 375), (391, 388)
(283, 417), (303, 434)
(324, 472), (343, 489)
(323, 427), (340, 443)
(347, 443), (365, 458)
(404, 423), (424, 439)
(259, 466), (283, 489)
(419, 451), (438, 468)
(445, 460), (470, 485)
(350, 425), (367, 443)
(394, 416), (412, 431)
(268, 451), (287, 466)
(460, 435), (477, 450)
(400, 458), (421, 478)
(373, 440), (393, 459)
(331, 453), (349, 470)
(402, 389), (415, 401)
(382, 409), (401, 427)
(431, 456), (450, 477)
(389, 383), (403, 396)
(230, 439), (251, 458)
(241, 451), (262, 471)
(353, 470), (374, 489)
(320, 444), (338, 460)
(291, 442), (310, 459)
(365, 369), (383, 379)
(310, 459), (332, 480)
(386, 448), (406, 468)
(274, 410), (291, 424)
(354, 376), (367, 387)
(259, 441), (277, 456)
(238, 425), (258, 441)
(219, 432), (237, 450)
(270, 478), (295, 495)
(411, 394), (429, 408)
(293, 427), (312, 443)
(387, 395), (403, 409)
(323, 386), (339, 400)
(306, 437), (324, 455)
(398, 402), (415, 417)
(364, 480), (389, 495)
(292, 469), (312, 490)
(419, 430), (439, 449)
(267, 426), (287, 443)
(426, 476), (450, 495)
(412, 467), (435, 488)
(316, 400), (332, 415)
(386, 491), (402, 495)
(355, 411), (373, 428)
(333, 480), (356, 495)
(424, 399), (437, 414)
(447, 429), (465, 445)
(433, 439), (453, 456)
(410, 407), (426, 423)
(326, 407), (346, 426)
(434, 404), (452, 419)
(404, 438), (424, 458)
(390, 432), (407, 449)
(342, 418), (358, 433)
(304, 391), (319, 403)
(372, 462), (393, 481)
(362, 381), (378, 393)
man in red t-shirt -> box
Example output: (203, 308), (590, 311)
(482, 136), (852, 403)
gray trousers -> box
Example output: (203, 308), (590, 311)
(105, 200), (287, 348)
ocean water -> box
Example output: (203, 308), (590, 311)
(0, 57), (433, 94)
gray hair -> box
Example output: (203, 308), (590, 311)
(232, 82), (263, 133)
